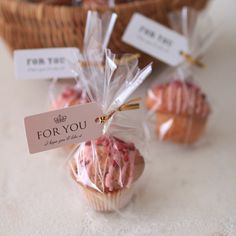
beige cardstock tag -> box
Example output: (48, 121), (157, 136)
(14, 48), (80, 80)
(122, 13), (188, 66)
(24, 103), (103, 154)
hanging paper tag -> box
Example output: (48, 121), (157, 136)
(122, 13), (189, 66)
(14, 48), (80, 80)
(24, 103), (103, 154)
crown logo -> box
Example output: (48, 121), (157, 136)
(54, 114), (67, 124)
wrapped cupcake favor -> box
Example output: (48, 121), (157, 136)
(68, 48), (152, 211)
(145, 7), (215, 144)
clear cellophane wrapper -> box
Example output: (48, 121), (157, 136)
(48, 11), (117, 111)
(145, 7), (215, 145)
(47, 11), (117, 151)
(66, 33), (152, 212)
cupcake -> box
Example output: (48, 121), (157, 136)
(51, 87), (88, 110)
(70, 135), (145, 212)
(146, 80), (210, 144)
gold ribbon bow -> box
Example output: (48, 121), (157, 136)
(97, 97), (141, 124)
(180, 51), (205, 68)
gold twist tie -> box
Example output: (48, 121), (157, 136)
(96, 97), (141, 124)
(115, 54), (141, 65)
(79, 54), (141, 68)
(180, 51), (205, 68)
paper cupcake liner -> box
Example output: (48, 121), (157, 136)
(69, 157), (135, 212)
(80, 185), (134, 212)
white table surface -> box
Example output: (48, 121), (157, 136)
(0, 1), (236, 235)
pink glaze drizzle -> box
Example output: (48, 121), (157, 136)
(75, 136), (140, 192)
(149, 80), (210, 118)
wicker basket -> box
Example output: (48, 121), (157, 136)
(0, 0), (208, 65)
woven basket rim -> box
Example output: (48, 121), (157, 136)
(1, 0), (165, 12)
(0, 0), (209, 64)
